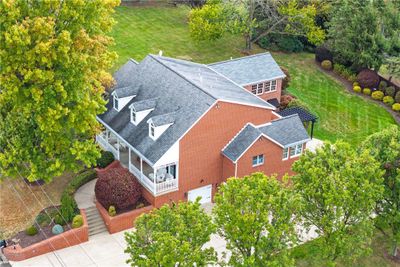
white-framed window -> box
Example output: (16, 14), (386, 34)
(131, 109), (137, 124)
(282, 147), (289, 160)
(113, 96), (119, 111)
(251, 83), (264, 95)
(149, 123), (155, 137)
(252, 154), (264, 166)
(264, 80), (277, 92)
(289, 144), (303, 158)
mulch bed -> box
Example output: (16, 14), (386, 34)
(6, 206), (73, 248)
(384, 249), (400, 264)
(315, 62), (400, 125)
(116, 197), (151, 215)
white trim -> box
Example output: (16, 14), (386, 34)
(255, 121), (272, 128)
(272, 111), (282, 118)
(222, 123), (252, 152)
(232, 134), (262, 163)
(97, 116), (155, 166)
(284, 139), (310, 148)
(241, 76), (285, 87)
(234, 162), (238, 178)
(208, 52), (272, 65)
(282, 147), (289, 161)
(218, 99), (275, 110)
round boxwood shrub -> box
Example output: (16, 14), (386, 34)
(371, 91), (384, 100)
(357, 69), (380, 89)
(108, 205), (116, 217)
(321, 60), (332, 70)
(72, 215), (83, 229)
(52, 224), (64, 235)
(395, 91), (400, 103)
(353, 82), (359, 87)
(383, 96), (395, 106)
(95, 168), (142, 210)
(315, 46), (333, 62)
(25, 225), (38, 236)
(385, 86), (396, 97)
(96, 151), (115, 169)
(392, 103), (400, 112)
(353, 86), (362, 93)
(363, 88), (371, 95)
(378, 80), (387, 91)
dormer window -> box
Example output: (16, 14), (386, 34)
(129, 98), (157, 126)
(111, 85), (138, 112)
(150, 123), (155, 137)
(113, 96), (119, 111)
(131, 110), (137, 124)
(147, 112), (175, 140)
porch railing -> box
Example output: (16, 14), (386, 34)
(96, 134), (119, 160)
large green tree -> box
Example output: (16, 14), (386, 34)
(189, 0), (325, 50)
(213, 173), (300, 266)
(124, 200), (217, 267)
(361, 126), (400, 257)
(292, 141), (384, 265)
(0, 0), (119, 182)
(327, 0), (400, 70)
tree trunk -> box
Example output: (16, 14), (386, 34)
(245, 34), (252, 51)
(392, 241), (398, 257)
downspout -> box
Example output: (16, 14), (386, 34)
(234, 161), (238, 178)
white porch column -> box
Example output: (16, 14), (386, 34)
(153, 167), (157, 193)
(140, 158), (143, 182)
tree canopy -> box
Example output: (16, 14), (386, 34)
(0, 0), (119, 182)
(189, 0), (325, 50)
(213, 173), (300, 266)
(361, 126), (400, 257)
(124, 200), (217, 267)
(292, 141), (384, 265)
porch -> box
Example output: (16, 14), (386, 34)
(96, 129), (178, 196)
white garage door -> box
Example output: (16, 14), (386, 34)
(188, 184), (212, 204)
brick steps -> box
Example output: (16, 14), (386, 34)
(85, 206), (107, 236)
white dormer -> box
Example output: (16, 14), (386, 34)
(111, 85), (138, 111)
(147, 113), (175, 140)
(129, 98), (157, 125)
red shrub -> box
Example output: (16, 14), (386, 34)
(356, 69), (380, 89)
(95, 168), (142, 211)
(280, 94), (294, 109)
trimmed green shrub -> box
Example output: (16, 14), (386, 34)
(25, 225), (38, 236)
(348, 74), (357, 83)
(378, 80), (387, 91)
(54, 214), (66, 226)
(357, 69), (380, 88)
(371, 91), (384, 100)
(363, 88), (371, 95)
(321, 60), (332, 70)
(353, 82), (359, 87)
(395, 91), (400, 103)
(72, 215), (84, 228)
(353, 86), (362, 93)
(385, 86), (396, 97)
(52, 224), (64, 235)
(315, 46), (333, 62)
(383, 96), (395, 106)
(392, 103), (400, 112)
(257, 34), (304, 52)
(96, 151), (115, 169)
(108, 205), (116, 217)
(35, 213), (52, 227)
(60, 192), (78, 223)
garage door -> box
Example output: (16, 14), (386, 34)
(188, 184), (212, 204)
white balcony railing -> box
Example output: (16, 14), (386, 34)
(96, 134), (119, 160)
(129, 162), (178, 195)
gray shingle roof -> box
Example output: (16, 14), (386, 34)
(130, 98), (157, 112)
(209, 53), (286, 86)
(113, 59), (138, 88)
(222, 114), (309, 162)
(113, 85), (139, 98)
(148, 112), (176, 127)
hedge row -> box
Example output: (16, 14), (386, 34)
(353, 82), (400, 113)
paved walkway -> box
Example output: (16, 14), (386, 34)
(74, 179), (97, 209)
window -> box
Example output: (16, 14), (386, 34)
(282, 147), (289, 160)
(289, 144), (303, 157)
(264, 80), (277, 92)
(251, 83), (264, 95)
(252, 154), (264, 166)
(113, 97), (119, 111)
(150, 123), (155, 137)
(131, 110), (136, 124)
(166, 164), (177, 178)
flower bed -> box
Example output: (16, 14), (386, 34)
(3, 209), (88, 261)
(95, 199), (153, 234)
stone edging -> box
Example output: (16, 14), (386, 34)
(3, 209), (89, 262)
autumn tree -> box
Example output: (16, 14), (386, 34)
(189, 0), (325, 50)
(292, 141), (384, 265)
(361, 126), (400, 257)
(125, 200), (217, 267)
(213, 173), (300, 266)
(0, 0), (119, 182)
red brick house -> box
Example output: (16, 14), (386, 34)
(97, 53), (309, 208)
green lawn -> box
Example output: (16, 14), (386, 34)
(110, 5), (397, 145)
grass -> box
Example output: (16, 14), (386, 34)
(292, 230), (399, 267)
(110, 5), (397, 146)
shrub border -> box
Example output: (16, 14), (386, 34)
(3, 209), (88, 262)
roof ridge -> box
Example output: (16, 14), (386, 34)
(208, 52), (271, 66)
(129, 58), (139, 65)
(273, 113), (300, 121)
(148, 54), (218, 101)
(222, 123), (259, 152)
